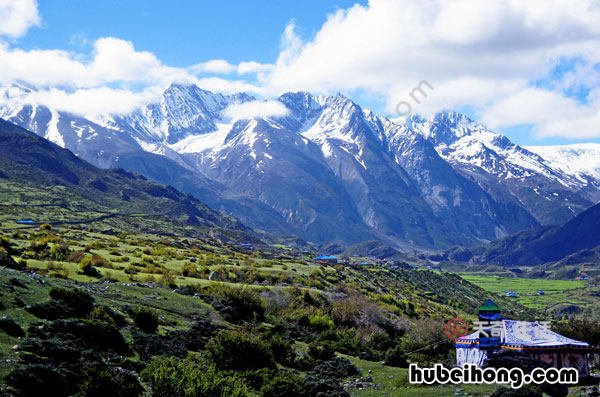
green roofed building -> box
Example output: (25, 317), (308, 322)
(478, 299), (500, 312)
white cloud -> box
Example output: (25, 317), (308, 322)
(0, 0), (40, 38)
(0, 37), (193, 87)
(191, 59), (274, 75)
(89, 37), (187, 84)
(237, 61), (273, 75)
(23, 87), (161, 117)
(195, 77), (263, 94)
(0, 34), (267, 116)
(191, 59), (237, 74)
(222, 100), (289, 120)
(264, 0), (600, 138)
(482, 87), (600, 139)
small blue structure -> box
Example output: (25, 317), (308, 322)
(313, 255), (338, 264)
(16, 218), (37, 225)
(505, 291), (518, 298)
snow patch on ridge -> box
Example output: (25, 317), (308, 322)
(169, 122), (233, 153)
(46, 109), (65, 148)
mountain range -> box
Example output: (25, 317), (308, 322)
(2, 82), (599, 249)
(0, 118), (252, 242)
(442, 200), (600, 268)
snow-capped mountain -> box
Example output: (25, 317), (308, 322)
(101, 83), (253, 145)
(2, 82), (599, 249)
(409, 112), (573, 186)
(526, 144), (600, 181)
(405, 111), (596, 225)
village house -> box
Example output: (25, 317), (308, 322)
(455, 300), (599, 377)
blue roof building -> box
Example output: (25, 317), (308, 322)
(313, 255), (338, 264)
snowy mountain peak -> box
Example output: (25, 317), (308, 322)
(420, 111), (484, 144)
(432, 110), (474, 126)
(1, 81), (35, 100)
(105, 83), (254, 145)
(526, 143), (600, 181)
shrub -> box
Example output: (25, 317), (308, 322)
(26, 319), (130, 355)
(182, 262), (202, 278)
(6, 365), (75, 397)
(0, 247), (21, 270)
(330, 290), (386, 331)
(49, 287), (94, 317)
(124, 265), (139, 274)
(308, 313), (335, 331)
(80, 254), (112, 268)
(204, 285), (265, 323)
(552, 319), (600, 346)
(400, 318), (453, 365)
(67, 250), (86, 263)
(491, 386), (543, 397)
(302, 357), (359, 397)
(130, 308), (159, 333)
(301, 375), (347, 397)
(159, 270), (177, 288)
(141, 356), (248, 397)
(8, 318), (138, 397)
(313, 356), (359, 379)
(82, 366), (143, 397)
(141, 256), (155, 265)
(79, 261), (101, 277)
(206, 329), (276, 371)
(28, 238), (49, 256)
(267, 334), (295, 365)
(133, 320), (218, 361)
(49, 243), (70, 261)
(237, 368), (277, 390)
(0, 317), (25, 337)
(384, 344), (409, 367)
(307, 341), (336, 361)
(89, 306), (115, 325)
(260, 371), (304, 397)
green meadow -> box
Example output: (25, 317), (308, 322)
(459, 274), (591, 310)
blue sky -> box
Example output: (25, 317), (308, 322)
(1, 0), (600, 146)
(18, 0), (365, 67)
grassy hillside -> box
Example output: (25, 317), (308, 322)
(0, 212), (543, 396)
